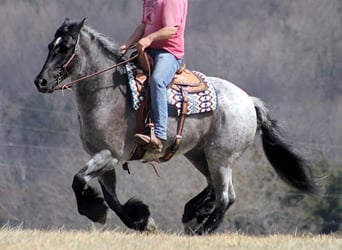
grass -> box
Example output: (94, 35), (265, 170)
(0, 228), (341, 250)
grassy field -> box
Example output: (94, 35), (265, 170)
(0, 228), (341, 250)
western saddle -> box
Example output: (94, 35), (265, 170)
(129, 51), (208, 162)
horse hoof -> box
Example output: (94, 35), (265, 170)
(97, 214), (107, 225)
(183, 218), (197, 235)
(145, 217), (157, 233)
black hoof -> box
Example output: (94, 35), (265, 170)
(123, 198), (151, 231)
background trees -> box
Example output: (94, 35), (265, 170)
(0, 0), (341, 234)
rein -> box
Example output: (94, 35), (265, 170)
(55, 40), (138, 91)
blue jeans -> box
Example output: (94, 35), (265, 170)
(146, 49), (182, 140)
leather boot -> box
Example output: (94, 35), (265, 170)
(134, 133), (163, 153)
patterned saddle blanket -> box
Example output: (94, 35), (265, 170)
(125, 62), (217, 115)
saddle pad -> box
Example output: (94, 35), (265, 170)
(125, 62), (217, 115)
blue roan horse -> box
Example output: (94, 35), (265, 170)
(34, 19), (321, 234)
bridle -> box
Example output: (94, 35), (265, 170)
(55, 35), (138, 91)
(56, 35), (80, 88)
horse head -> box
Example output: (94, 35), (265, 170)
(34, 18), (86, 93)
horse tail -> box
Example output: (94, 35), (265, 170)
(252, 97), (322, 195)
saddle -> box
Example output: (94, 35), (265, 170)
(136, 52), (208, 94)
(127, 51), (214, 162)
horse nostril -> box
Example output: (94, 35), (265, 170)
(36, 78), (47, 88)
(34, 77), (49, 92)
(39, 78), (48, 87)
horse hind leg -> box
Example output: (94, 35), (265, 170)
(196, 160), (236, 234)
(182, 185), (216, 234)
(72, 149), (115, 224)
(183, 151), (217, 234)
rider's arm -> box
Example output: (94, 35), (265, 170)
(119, 23), (146, 54)
(137, 25), (178, 51)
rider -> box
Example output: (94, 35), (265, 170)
(119, 0), (188, 152)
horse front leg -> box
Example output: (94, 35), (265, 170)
(72, 149), (115, 224)
(98, 171), (157, 232)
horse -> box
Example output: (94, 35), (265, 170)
(34, 19), (321, 234)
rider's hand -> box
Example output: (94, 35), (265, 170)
(119, 44), (129, 55)
(137, 36), (153, 52)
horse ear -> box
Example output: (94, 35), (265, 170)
(81, 18), (87, 26)
(63, 17), (70, 25)
(76, 18), (86, 33)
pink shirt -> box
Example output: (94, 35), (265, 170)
(142, 0), (188, 59)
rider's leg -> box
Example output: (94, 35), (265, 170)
(148, 49), (182, 140)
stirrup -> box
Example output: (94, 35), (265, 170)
(134, 133), (163, 153)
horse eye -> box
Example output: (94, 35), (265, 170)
(59, 45), (69, 53)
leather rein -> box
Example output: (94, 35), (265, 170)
(55, 36), (138, 91)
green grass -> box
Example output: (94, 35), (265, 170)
(0, 228), (341, 250)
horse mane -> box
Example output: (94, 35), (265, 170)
(81, 24), (121, 61)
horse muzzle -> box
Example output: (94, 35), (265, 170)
(34, 76), (55, 93)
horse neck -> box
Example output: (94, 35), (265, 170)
(73, 30), (127, 110)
